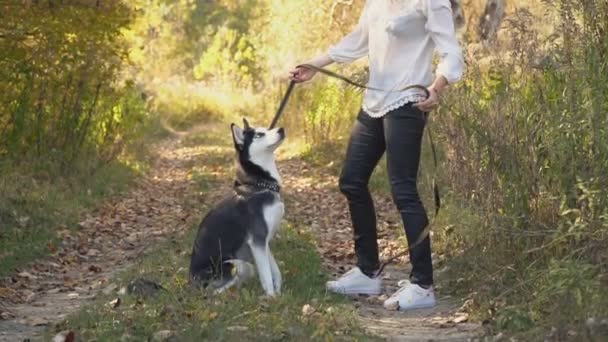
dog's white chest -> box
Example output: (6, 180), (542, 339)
(263, 199), (284, 237)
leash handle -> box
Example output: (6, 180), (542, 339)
(269, 80), (296, 129)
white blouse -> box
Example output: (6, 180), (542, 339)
(328, 0), (464, 117)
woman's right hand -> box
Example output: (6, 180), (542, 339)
(289, 65), (317, 83)
(289, 54), (334, 82)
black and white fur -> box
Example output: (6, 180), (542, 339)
(189, 118), (285, 296)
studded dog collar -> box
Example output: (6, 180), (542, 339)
(233, 179), (281, 193)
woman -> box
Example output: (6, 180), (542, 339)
(290, 0), (464, 311)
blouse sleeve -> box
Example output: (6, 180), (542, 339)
(327, 1), (371, 63)
(423, 0), (464, 84)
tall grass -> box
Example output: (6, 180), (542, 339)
(0, 157), (142, 277)
(431, 0), (608, 335)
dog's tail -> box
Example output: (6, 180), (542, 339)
(190, 259), (255, 294)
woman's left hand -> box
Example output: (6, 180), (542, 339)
(413, 88), (440, 112)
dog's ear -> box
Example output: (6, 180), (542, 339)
(242, 117), (251, 130)
(231, 123), (244, 150)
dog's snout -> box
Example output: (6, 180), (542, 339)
(277, 127), (285, 138)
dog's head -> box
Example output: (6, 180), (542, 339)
(231, 118), (285, 180)
(231, 118), (285, 154)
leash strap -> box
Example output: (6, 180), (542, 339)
(269, 64), (429, 130)
(297, 63), (430, 97)
(269, 80), (296, 129)
(268, 64), (441, 277)
(427, 120), (441, 216)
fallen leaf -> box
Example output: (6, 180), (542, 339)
(17, 216), (30, 227)
(47, 241), (58, 253)
(302, 304), (315, 316)
(0, 287), (19, 301)
(107, 297), (121, 309)
(452, 312), (469, 324)
(365, 296), (382, 305)
(439, 322), (457, 328)
(28, 317), (49, 326)
(206, 311), (218, 321)
(227, 325), (248, 332)
(53, 330), (76, 342)
(87, 249), (101, 257)
(151, 330), (174, 341)
(1, 311), (15, 320)
(65, 331), (76, 342)
(89, 265), (102, 273)
(17, 271), (37, 280)
(23, 289), (36, 303)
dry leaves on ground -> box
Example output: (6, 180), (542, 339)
(280, 158), (409, 276)
(0, 137), (210, 340)
(278, 156), (482, 340)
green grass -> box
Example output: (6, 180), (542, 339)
(0, 159), (139, 277)
(52, 223), (371, 341)
(0, 118), (167, 277)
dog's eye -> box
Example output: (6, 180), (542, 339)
(254, 132), (265, 139)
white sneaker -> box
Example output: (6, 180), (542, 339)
(383, 280), (436, 311)
(326, 267), (382, 295)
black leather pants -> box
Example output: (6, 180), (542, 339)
(339, 103), (433, 286)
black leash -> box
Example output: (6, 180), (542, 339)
(297, 63), (431, 97)
(269, 80), (296, 130)
(269, 63), (431, 130)
(269, 64), (441, 277)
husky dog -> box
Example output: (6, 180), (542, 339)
(189, 118), (286, 296)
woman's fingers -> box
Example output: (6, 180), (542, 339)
(414, 89), (440, 112)
(414, 98), (437, 112)
(289, 66), (316, 83)
(289, 67), (304, 81)
(414, 99), (431, 110)
(289, 68), (302, 81)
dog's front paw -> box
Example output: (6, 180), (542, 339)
(273, 278), (281, 294)
(271, 268), (282, 294)
(260, 291), (277, 300)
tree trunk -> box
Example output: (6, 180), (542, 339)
(479, 0), (506, 41)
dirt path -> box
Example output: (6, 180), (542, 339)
(1, 124), (483, 341)
(279, 156), (484, 341)
(0, 134), (204, 341)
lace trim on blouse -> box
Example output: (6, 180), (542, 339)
(362, 93), (426, 118)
